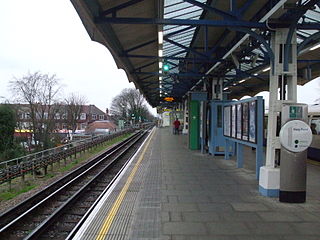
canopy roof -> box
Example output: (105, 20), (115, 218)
(71, 0), (320, 107)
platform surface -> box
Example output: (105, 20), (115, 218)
(74, 127), (320, 240)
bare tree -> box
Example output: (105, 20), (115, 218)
(10, 71), (62, 149)
(110, 88), (154, 123)
(65, 93), (88, 133)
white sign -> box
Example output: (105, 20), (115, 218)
(279, 120), (313, 153)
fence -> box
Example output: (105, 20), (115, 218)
(0, 128), (135, 186)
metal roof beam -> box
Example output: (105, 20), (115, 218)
(165, 39), (193, 49)
(298, 23), (320, 30)
(164, 38), (208, 58)
(96, 16), (320, 30)
(122, 53), (224, 63)
(298, 59), (320, 63)
(133, 71), (238, 78)
(95, 17), (270, 29)
(298, 31), (320, 53)
(133, 72), (213, 78)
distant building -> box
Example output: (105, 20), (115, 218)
(9, 103), (112, 132)
(67, 104), (109, 131)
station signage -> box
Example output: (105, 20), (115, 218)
(163, 97), (174, 102)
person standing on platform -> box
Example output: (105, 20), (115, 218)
(173, 118), (181, 135)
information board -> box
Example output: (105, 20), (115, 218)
(222, 96), (264, 179)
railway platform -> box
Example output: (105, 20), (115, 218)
(73, 127), (320, 240)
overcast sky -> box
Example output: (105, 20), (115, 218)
(0, 0), (319, 113)
(0, 0), (141, 113)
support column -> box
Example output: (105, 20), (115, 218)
(182, 98), (188, 134)
(259, 29), (298, 197)
(201, 82), (207, 153)
(236, 143), (243, 167)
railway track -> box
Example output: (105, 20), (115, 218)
(0, 128), (152, 239)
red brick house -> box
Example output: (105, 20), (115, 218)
(11, 104), (111, 132)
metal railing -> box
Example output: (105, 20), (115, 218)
(0, 129), (135, 185)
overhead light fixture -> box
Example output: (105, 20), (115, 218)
(310, 43), (320, 51)
(158, 31), (163, 44)
(262, 66), (271, 72)
(158, 49), (163, 57)
(159, 62), (163, 69)
(223, 87), (229, 90)
(239, 79), (246, 83)
(253, 73), (258, 76)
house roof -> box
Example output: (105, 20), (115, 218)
(85, 120), (117, 133)
(81, 105), (106, 115)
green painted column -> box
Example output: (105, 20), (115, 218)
(189, 100), (200, 150)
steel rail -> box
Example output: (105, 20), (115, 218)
(66, 127), (153, 240)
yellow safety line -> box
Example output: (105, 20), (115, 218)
(95, 129), (155, 240)
(307, 159), (320, 166)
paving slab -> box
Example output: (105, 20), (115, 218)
(163, 222), (207, 235)
(155, 128), (320, 239)
(230, 202), (270, 211)
(206, 222), (250, 235)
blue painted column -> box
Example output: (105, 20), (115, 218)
(237, 143), (243, 168)
(255, 96), (265, 179)
(225, 139), (230, 160)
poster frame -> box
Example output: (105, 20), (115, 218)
(231, 104), (236, 138)
(223, 106), (231, 137)
(249, 100), (257, 143)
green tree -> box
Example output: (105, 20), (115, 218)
(110, 88), (154, 123)
(0, 105), (16, 161)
